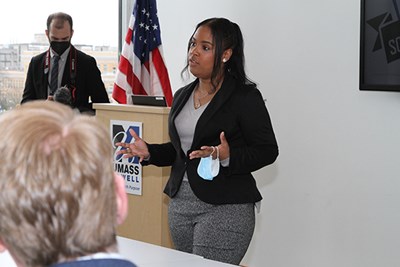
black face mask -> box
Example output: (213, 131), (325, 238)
(50, 41), (70, 55)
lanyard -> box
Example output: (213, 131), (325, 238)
(44, 47), (76, 80)
(43, 47), (77, 100)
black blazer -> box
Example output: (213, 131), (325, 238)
(21, 46), (110, 113)
(144, 74), (279, 204)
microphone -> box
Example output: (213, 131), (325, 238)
(53, 86), (72, 106)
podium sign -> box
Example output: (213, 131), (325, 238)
(111, 120), (143, 195)
(94, 103), (173, 248)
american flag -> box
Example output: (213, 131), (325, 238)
(113, 0), (173, 106)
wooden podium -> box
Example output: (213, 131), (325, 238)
(93, 103), (173, 248)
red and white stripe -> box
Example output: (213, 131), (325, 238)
(113, 14), (173, 106)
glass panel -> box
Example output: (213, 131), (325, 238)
(0, 1), (119, 113)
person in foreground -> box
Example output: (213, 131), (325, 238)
(21, 12), (110, 114)
(0, 101), (136, 267)
(117, 17), (279, 265)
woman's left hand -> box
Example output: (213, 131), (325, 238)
(189, 132), (230, 160)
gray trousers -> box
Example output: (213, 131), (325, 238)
(168, 180), (255, 265)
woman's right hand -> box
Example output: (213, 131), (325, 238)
(115, 128), (150, 162)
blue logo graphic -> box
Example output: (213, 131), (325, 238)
(112, 124), (140, 164)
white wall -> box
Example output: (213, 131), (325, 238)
(156, 1), (400, 266)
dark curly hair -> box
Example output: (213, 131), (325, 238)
(182, 17), (255, 90)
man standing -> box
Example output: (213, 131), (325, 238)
(21, 12), (110, 113)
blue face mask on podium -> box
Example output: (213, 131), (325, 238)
(197, 146), (220, 181)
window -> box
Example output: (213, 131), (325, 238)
(0, 1), (119, 113)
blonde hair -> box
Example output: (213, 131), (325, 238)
(0, 101), (117, 266)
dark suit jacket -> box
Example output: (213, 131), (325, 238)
(144, 74), (279, 204)
(21, 46), (110, 113)
(50, 258), (137, 267)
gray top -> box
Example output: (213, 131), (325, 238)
(174, 90), (230, 182)
(175, 90), (208, 181)
(175, 89), (208, 155)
